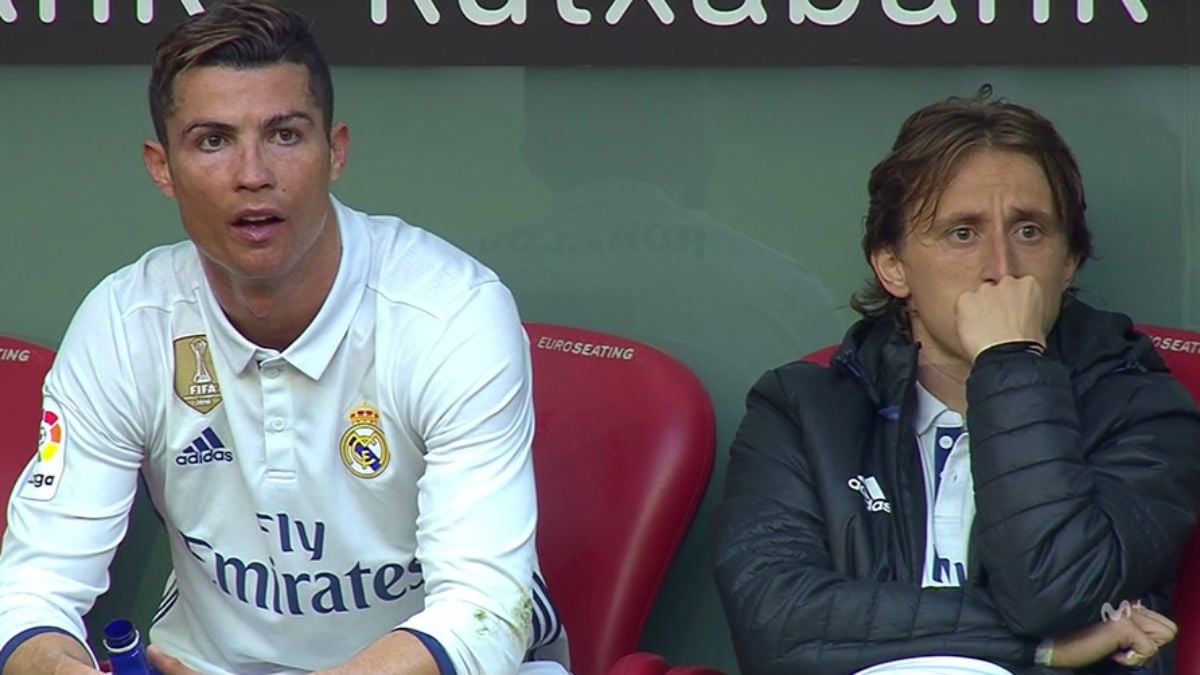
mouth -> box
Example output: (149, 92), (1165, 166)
(236, 214), (283, 225)
(230, 210), (285, 243)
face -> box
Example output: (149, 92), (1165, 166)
(143, 64), (349, 294)
(870, 149), (1080, 368)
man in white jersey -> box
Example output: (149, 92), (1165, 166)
(0, 2), (567, 675)
(714, 88), (1200, 675)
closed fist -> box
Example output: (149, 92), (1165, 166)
(955, 275), (1047, 362)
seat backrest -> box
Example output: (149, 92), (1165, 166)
(524, 323), (715, 675)
(801, 344), (838, 367)
(1138, 324), (1200, 402)
(0, 335), (56, 537)
(1135, 324), (1200, 675)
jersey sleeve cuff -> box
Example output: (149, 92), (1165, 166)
(399, 601), (526, 675)
(396, 628), (457, 675)
(0, 626), (79, 674)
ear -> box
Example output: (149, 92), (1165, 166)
(143, 141), (176, 199)
(1063, 252), (1081, 287)
(870, 247), (911, 299)
(328, 122), (350, 182)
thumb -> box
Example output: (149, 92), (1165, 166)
(1111, 621), (1159, 667)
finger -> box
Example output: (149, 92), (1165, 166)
(1111, 644), (1159, 668)
(1130, 607), (1175, 632)
(1112, 648), (1156, 668)
(1129, 609), (1178, 648)
(1133, 605), (1179, 635)
(1108, 629), (1156, 667)
(1108, 614), (1156, 658)
(146, 645), (201, 675)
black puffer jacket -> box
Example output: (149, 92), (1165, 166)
(714, 301), (1200, 675)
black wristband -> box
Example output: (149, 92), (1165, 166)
(977, 340), (1046, 360)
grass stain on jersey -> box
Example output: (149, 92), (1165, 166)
(513, 592), (533, 641)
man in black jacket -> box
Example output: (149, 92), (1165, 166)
(714, 88), (1200, 675)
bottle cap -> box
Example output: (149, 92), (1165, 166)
(102, 619), (139, 654)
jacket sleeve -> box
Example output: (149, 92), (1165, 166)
(966, 347), (1200, 637)
(714, 369), (1037, 675)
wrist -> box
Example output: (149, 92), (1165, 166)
(1034, 638), (1055, 667)
(974, 339), (1046, 363)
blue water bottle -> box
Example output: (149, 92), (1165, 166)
(102, 619), (162, 675)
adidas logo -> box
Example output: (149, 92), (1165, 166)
(847, 474), (892, 513)
(176, 428), (234, 466)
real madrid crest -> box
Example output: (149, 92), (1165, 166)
(340, 403), (391, 479)
(173, 335), (223, 414)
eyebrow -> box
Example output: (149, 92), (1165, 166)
(180, 120), (235, 141)
(933, 206), (1058, 227)
(264, 111), (315, 128)
(178, 111), (315, 141)
(1012, 207), (1057, 223)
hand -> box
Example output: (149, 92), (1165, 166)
(1047, 607), (1175, 669)
(1112, 605), (1178, 667)
(955, 275), (1047, 362)
(46, 658), (104, 675)
(146, 645), (202, 675)
(2, 632), (103, 675)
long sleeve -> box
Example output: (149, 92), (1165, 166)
(395, 280), (540, 675)
(0, 280), (146, 668)
(967, 347), (1200, 637)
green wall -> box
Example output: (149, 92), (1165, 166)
(2, 65), (1196, 673)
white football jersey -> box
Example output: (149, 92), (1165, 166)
(0, 198), (566, 675)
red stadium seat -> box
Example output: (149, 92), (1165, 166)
(1136, 324), (1200, 675)
(800, 343), (838, 367)
(805, 327), (1200, 671)
(524, 323), (724, 675)
(0, 335), (55, 541)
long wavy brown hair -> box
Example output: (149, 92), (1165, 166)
(851, 85), (1094, 323)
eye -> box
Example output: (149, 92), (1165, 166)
(949, 226), (974, 243)
(1016, 224), (1043, 241)
(198, 134), (226, 151)
(274, 128), (301, 144)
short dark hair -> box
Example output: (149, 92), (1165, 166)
(148, 0), (334, 145)
(851, 85), (1093, 321)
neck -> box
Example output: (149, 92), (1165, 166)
(911, 325), (971, 414)
(217, 281), (332, 351)
(206, 216), (342, 352)
(915, 358), (968, 414)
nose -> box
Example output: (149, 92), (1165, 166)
(981, 232), (1016, 283)
(235, 141), (275, 192)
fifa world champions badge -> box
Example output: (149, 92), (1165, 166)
(173, 335), (223, 414)
(340, 403), (391, 479)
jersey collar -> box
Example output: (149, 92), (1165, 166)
(913, 380), (963, 437)
(199, 195), (369, 381)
